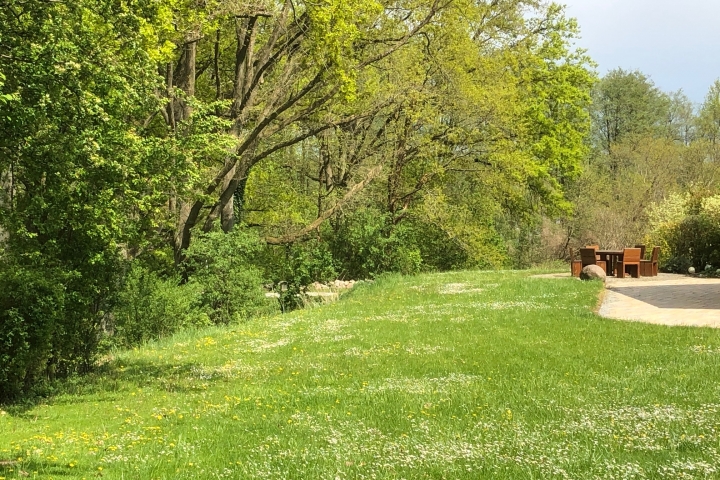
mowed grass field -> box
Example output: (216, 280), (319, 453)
(3, 271), (720, 479)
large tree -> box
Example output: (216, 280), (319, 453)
(697, 80), (720, 146)
(591, 69), (669, 155)
(142, 0), (452, 263)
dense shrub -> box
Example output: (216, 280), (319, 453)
(0, 262), (65, 402)
(0, 243), (120, 401)
(647, 193), (720, 271)
(108, 264), (210, 348)
(184, 229), (276, 323)
(411, 221), (470, 272)
(329, 208), (424, 279)
(661, 255), (693, 274)
(260, 239), (338, 310)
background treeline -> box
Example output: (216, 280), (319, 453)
(556, 71), (720, 273)
(0, 0), (715, 401)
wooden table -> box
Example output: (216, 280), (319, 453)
(596, 250), (623, 276)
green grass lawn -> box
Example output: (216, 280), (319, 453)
(3, 270), (720, 479)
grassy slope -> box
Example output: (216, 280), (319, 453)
(2, 271), (720, 479)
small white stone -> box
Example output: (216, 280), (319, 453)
(689, 267), (696, 274)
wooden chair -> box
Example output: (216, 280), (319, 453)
(615, 248), (642, 278)
(640, 246), (660, 277)
(580, 248), (606, 273)
(585, 245), (601, 260)
(569, 248), (582, 277)
(634, 244), (646, 259)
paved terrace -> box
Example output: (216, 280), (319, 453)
(600, 273), (720, 328)
(535, 272), (720, 328)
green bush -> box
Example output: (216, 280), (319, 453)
(0, 262), (65, 402)
(185, 228), (276, 323)
(666, 214), (720, 271)
(0, 249), (122, 400)
(647, 193), (720, 271)
(412, 222), (470, 272)
(329, 208), (425, 279)
(109, 264), (210, 348)
(260, 239), (338, 311)
(662, 255), (693, 274)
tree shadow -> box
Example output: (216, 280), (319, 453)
(0, 459), (76, 478)
(3, 357), (206, 416)
(610, 283), (720, 310)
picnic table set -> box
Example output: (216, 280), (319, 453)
(570, 245), (660, 278)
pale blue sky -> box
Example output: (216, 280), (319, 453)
(562, 0), (720, 104)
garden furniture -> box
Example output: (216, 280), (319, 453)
(569, 248), (582, 277)
(580, 248), (606, 273)
(640, 246), (660, 277)
(615, 248), (642, 278)
(586, 244), (601, 260)
(596, 249), (624, 276)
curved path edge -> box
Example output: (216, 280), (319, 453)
(535, 272), (720, 328)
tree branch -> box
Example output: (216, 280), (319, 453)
(265, 165), (383, 245)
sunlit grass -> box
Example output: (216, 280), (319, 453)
(2, 270), (720, 479)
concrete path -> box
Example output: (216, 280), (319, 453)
(600, 274), (720, 328)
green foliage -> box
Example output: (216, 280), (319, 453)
(516, 6), (595, 209)
(329, 208), (423, 279)
(647, 193), (720, 272)
(664, 214), (720, 271)
(418, 190), (508, 269)
(0, 0), (175, 389)
(0, 262), (65, 402)
(697, 80), (720, 144)
(109, 264), (210, 349)
(184, 229), (276, 324)
(664, 91), (696, 144)
(592, 69), (670, 154)
(0, 71), (16, 107)
(0, 0), (599, 398)
(409, 221), (470, 272)
(503, 216), (555, 270)
(260, 239), (338, 310)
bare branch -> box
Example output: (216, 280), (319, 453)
(359, 0), (450, 68)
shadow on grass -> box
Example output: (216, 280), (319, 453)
(0, 459), (77, 478)
(2, 357), (207, 416)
